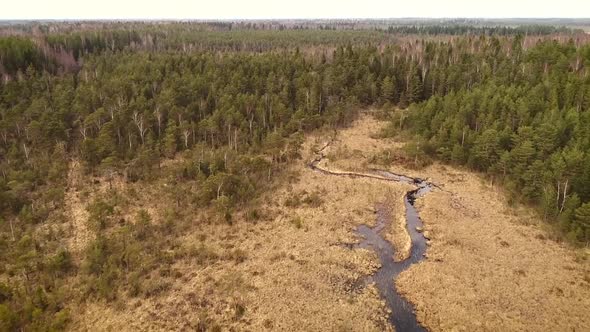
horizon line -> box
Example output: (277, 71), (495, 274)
(2, 17), (590, 21)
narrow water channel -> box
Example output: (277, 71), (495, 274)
(309, 155), (432, 332)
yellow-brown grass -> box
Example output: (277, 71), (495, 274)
(66, 112), (590, 331)
(68, 123), (411, 331)
(328, 113), (590, 331)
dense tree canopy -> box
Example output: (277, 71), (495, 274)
(400, 39), (590, 244)
(1, 21), (590, 330)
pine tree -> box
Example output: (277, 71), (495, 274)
(407, 67), (423, 104)
(573, 202), (590, 243)
(381, 76), (395, 103)
(163, 120), (178, 158)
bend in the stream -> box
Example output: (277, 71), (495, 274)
(309, 153), (431, 331)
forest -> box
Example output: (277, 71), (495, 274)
(394, 37), (590, 244)
(1, 21), (590, 330)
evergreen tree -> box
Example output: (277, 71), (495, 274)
(163, 120), (178, 158)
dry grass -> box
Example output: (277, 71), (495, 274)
(65, 113), (590, 331)
(63, 160), (93, 260)
(69, 185), (392, 330)
(382, 194), (412, 262)
(330, 113), (590, 332)
(66, 121), (411, 331)
(396, 166), (590, 332)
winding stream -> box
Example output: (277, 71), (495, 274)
(309, 147), (432, 332)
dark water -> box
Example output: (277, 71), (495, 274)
(358, 170), (431, 332)
(309, 158), (432, 331)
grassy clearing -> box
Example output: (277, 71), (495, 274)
(55, 112), (590, 331)
(334, 113), (590, 332)
(65, 118), (410, 331)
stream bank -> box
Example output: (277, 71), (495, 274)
(310, 147), (432, 331)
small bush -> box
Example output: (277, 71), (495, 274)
(402, 141), (433, 169)
(195, 314), (222, 332)
(368, 149), (397, 166)
(284, 192), (303, 207)
(128, 273), (142, 297)
(228, 249), (248, 264)
(190, 244), (219, 265)
(246, 208), (260, 221)
(86, 198), (115, 230)
(290, 216), (303, 229)
(302, 191), (323, 208)
(285, 190), (323, 208)
(48, 249), (73, 275)
(51, 309), (70, 330)
(0, 304), (17, 331)
(142, 279), (171, 298)
(232, 301), (246, 320)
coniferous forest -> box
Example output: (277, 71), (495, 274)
(1, 20), (590, 330)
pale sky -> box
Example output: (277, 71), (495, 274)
(2, 0), (589, 20)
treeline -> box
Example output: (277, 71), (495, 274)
(0, 28), (397, 77)
(43, 28), (395, 54)
(398, 39), (590, 244)
(384, 24), (578, 36)
(0, 37), (58, 76)
(2, 22), (588, 79)
(4, 35), (590, 226)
